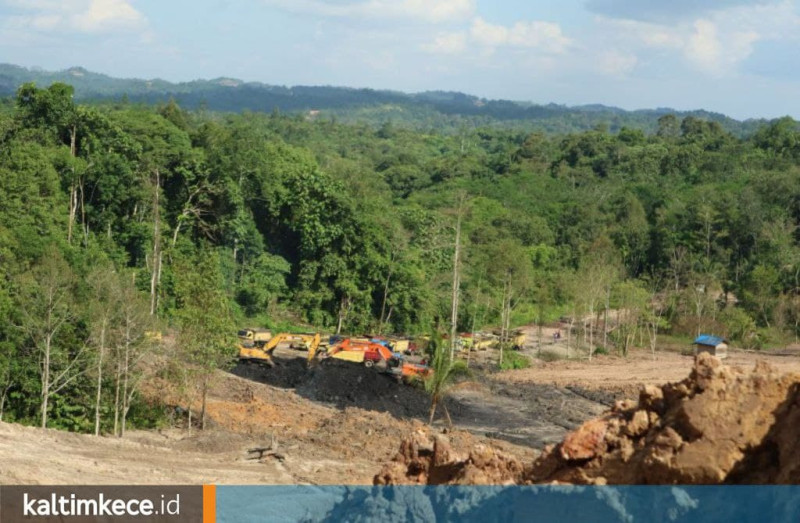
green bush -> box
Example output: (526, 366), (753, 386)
(720, 307), (757, 346)
(500, 351), (532, 370)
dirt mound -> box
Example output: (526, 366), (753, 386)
(377, 355), (800, 485)
(528, 354), (800, 484)
(230, 354), (612, 450)
(231, 357), (310, 389)
(299, 359), (435, 419)
(374, 432), (525, 485)
(231, 358), (435, 419)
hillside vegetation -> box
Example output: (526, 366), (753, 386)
(0, 80), (799, 433)
(0, 64), (767, 135)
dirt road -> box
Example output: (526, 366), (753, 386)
(0, 422), (294, 484)
(495, 348), (800, 398)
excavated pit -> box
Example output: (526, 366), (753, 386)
(231, 356), (438, 420)
(230, 352), (616, 449)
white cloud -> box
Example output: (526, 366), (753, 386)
(420, 16), (571, 57)
(71, 0), (145, 32)
(3, 0), (67, 9)
(597, 49), (638, 76)
(263, 0), (476, 23)
(469, 17), (571, 53)
(2, 0), (146, 34)
(685, 20), (722, 70)
(592, 1), (800, 77)
(421, 32), (467, 54)
(586, 0), (779, 23)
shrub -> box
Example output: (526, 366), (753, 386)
(500, 351), (531, 370)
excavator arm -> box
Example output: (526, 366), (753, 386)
(305, 333), (322, 364)
(238, 333), (288, 365)
(240, 332), (322, 366)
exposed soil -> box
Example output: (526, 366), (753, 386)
(0, 422), (294, 485)
(1, 346), (536, 485)
(446, 380), (607, 448)
(5, 342), (799, 486)
(494, 347), (800, 399)
(231, 347), (611, 449)
(375, 354), (800, 485)
(527, 354), (800, 484)
(234, 356), (436, 419)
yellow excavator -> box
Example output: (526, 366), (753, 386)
(238, 328), (272, 347)
(239, 332), (321, 366)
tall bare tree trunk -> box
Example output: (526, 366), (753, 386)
(41, 335), (51, 429)
(150, 169), (161, 316)
(468, 283), (481, 369)
(94, 320), (106, 436)
(80, 178), (88, 246)
(336, 295), (350, 335)
(201, 379), (208, 431)
(449, 199), (463, 360)
(378, 257), (394, 335)
(588, 300), (595, 361)
(499, 278), (511, 367)
(120, 329), (130, 438)
(567, 313), (575, 359)
(0, 383), (9, 422)
(603, 285), (610, 349)
(113, 360), (121, 436)
(68, 180), (76, 244)
(67, 125), (77, 244)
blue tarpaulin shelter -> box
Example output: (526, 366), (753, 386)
(694, 334), (728, 358)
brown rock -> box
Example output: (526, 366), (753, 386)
(654, 426), (683, 449)
(624, 410), (650, 437)
(639, 384), (665, 412)
(560, 419), (608, 461)
(378, 358), (800, 486)
(469, 444), (495, 468)
(614, 399), (636, 412)
(618, 437), (635, 462)
(433, 434), (454, 466)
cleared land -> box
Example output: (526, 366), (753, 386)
(2, 344), (798, 485)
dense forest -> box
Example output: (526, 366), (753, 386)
(1, 81), (799, 433)
(0, 64), (766, 136)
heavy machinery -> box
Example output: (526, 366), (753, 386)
(511, 330), (527, 351)
(386, 358), (433, 383)
(321, 338), (397, 368)
(388, 338), (410, 354)
(238, 328), (272, 348)
(239, 332), (320, 366)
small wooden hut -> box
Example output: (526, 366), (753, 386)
(693, 334), (728, 359)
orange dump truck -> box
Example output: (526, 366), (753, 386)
(324, 338), (395, 367)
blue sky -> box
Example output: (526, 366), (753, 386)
(1, 0), (799, 119)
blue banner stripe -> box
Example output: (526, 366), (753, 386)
(216, 485), (800, 523)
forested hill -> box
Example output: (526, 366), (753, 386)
(1, 79), (800, 432)
(0, 63), (765, 135)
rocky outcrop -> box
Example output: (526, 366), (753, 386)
(374, 431), (524, 485)
(376, 354), (800, 485)
(528, 354), (800, 484)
